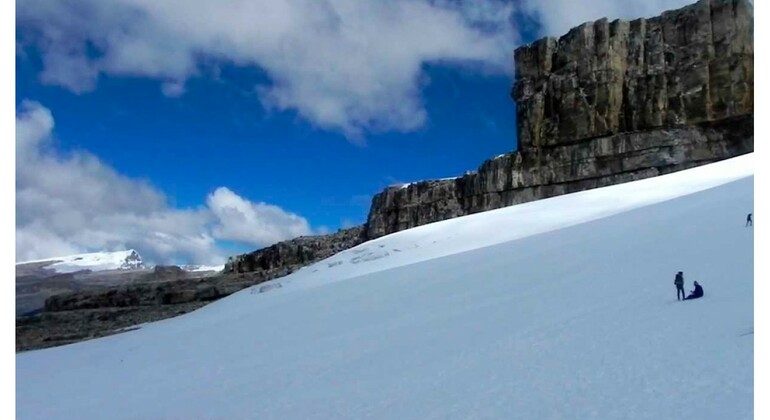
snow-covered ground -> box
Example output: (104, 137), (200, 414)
(16, 155), (754, 420)
(289, 153), (753, 288)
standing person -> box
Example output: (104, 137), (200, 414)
(684, 281), (704, 300)
(674, 271), (685, 301)
(746, 213), (753, 227)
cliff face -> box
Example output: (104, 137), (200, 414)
(18, 271), (258, 352)
(224, 226), (367, 276)
(223, 0), (754, 252)
(514, 0), (753, 149)
(366, 0), (753, 239)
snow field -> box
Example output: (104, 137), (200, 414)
(17, 155), (754, 419)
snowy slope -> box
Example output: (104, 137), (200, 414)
(280, 153), (754, 289)
(16, 249), (145, 273)
(16, 155), (754, 420)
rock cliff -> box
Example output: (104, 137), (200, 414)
(366, 0), (753, 239)
(514, 0), (753, 149)
(224, 226), (367, 275)
(17, 271), (257, 351)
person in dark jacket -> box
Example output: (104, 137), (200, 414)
(746, 213), (752, 227)
(674, 271), (685, 301)
(684, 281), (704, 300)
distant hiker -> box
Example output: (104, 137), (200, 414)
(684, 281), (704, 300)
(674, 271), (685, 301)
(746, 213), (753, 227)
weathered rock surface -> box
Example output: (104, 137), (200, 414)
(366, 115), (752, 237)
(514, 0), (753, 149)
(16, 303), (207, 352)
(43, 277), (236, 312)
(365, 0), (753, 239)
(17, 273), (260, 351)
(15, 263), (220, 316)
(224, 226), (367, 274)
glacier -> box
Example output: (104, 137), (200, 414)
(16, 154), (754, 420)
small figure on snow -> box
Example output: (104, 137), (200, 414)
(684, 281), (704, 300)
(674, 271), (685, 301)
(746, 213), (753, 227)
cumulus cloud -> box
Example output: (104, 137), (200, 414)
(16, 0), (516, 138)
(207, 187), (312, 246)
(16, 0), (718, 138)
(518, 0), (701, 40)
(15, 101), (315, 264)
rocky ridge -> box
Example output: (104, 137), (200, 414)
(17, 229), (367, 351)
(365, 0), (753, 238)
(224, 226), (367, 275)
(16, 265), (256, 351)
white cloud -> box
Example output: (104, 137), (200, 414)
(16, 0), (516, 138)
(207, 187), (312, 246)
(518, 0), (701, 40)
(16, 0), (721, 138)
(15, 101), (316, 264)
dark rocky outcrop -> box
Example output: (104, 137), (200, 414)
(365, 0), (753, 239)
(366, 115), (752, 237)
(16, 303), (207, 352)
(152, 265), (186, 279)
(15, 263), (220, 316)
(43, 276), (249, 312)
(224, 226), (367, 274)
(17, 274), (259, 351)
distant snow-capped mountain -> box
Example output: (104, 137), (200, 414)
(16, 250), (224, 274)
(17, 249), (146, 273)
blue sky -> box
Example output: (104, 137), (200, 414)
(15, 0), (696, 264)
(16, 60), (520, 228)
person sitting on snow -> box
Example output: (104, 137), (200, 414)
(684, 281), (704, 300)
